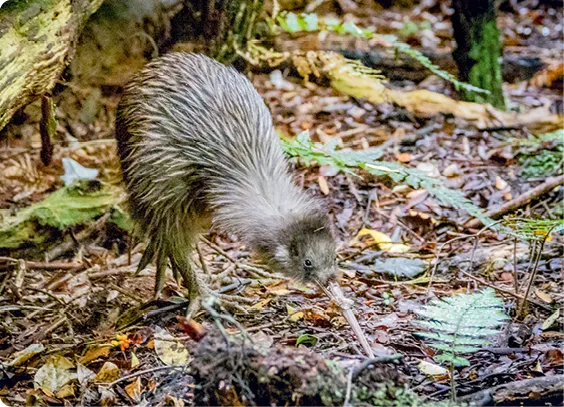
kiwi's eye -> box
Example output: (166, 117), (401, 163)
(304, 259), (313, 268)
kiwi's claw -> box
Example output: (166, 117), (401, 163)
(153, 248), (168, 299)
(136, 238), (156, 275)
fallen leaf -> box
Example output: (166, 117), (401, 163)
(350, 228), (410, 253)
(442, 163), (461, 177)
(10, 343), (45, 367)
(542, 309), (560, 331)
(417, 360), (449, 378)
(397, 153), (412, 163)
(130, 351), (140, 368)
(286, 304), (304, 322)
(77, 364), (95, 386)
(154, 327), (190, 366)
(94, 362), (120, 383)
(248, 298), (271, 311)
(34, 355), (76, 397)
(295, 334), (318, 347)
(370, 258), (427, 279)
(535, 289), (554, 304)
(79, 345), (112, 365)
(543, 349), (563, 367)
(318, 175), (330, 195)
(124, 377), (143, 402)
(495, 176), (509, 190)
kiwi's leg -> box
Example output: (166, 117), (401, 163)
(168, 246), (202, 317)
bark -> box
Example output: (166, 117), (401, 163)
(452, 0), (505, 109)
(170, 0), (265, 65)
(0, 0), (103, 132)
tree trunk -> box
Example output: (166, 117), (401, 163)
(451, 0), (505, 109)
(170, 0), (265, 65)
(0, 0), (104, 132)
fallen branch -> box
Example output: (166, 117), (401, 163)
(459, 374), (564, 405)
(465, 175), (564, 229)
(248, 48), (563, 134)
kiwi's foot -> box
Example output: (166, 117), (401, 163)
(190, 282), (256, 317)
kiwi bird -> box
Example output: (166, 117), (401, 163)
(115, 53), (337, 311)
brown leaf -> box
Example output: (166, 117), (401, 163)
(78, 345), (111, 365)
(94, 362), (120, 383)
(124, 377), (143, 402)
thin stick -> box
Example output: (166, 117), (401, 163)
(108, 365), (184, 387)
(518, 232), (552, 318)
(465, 175), (564, 229)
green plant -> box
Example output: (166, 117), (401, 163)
(414, 288), (508, 367)
(504, 218), (564, 242)
(281, 131), (496, 227)
(273, 11), (488, 95)
(514, 130), (563, 178)
(399, 21), (432, 38)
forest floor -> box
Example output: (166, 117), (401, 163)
(0, 1), (563, 406)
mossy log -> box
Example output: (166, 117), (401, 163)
(0, 0), (103, 132)
(188, 331), (417, 406)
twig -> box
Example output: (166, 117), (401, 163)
(512, 237), (519, 295)
(517, 230), (552, 318)
(343, 367), (354, 407)
(0, 257), (85, 271)
(351, 355), (404, 380)
(459, 270), (551, 311)
(427, 220), (503, 297)
(459, 374), (564, 405)
(465, 175), (564, 229)
(108, 365), (185, 387)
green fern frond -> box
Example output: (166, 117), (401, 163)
(281, 131), (496, 228)
(513, 130), (563, 178)
(274, 12), (488, 95)
(503, 218), (564, 241)
(414, 288), (508, 367)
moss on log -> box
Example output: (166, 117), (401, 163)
(0, 0), (103, 131)
(189, 330), (421, 406)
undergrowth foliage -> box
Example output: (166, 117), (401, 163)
(514, 129), (564, 178)
(273, 11), (489, 95)
(281, 131), (495, 227)
(504, 218), (564, 241)
(413, 288), (508, 367)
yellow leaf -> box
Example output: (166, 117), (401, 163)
(248, 298), (271, 311)
(79, 345), (111, 365)
(350, 228), (410, 253)
(10, 343), (45, 367)
(286, 304), (304, 322)
(318, 175), (330, 195)
(417, 360), (449, 378)
(94, 362), (120, 383)
(130, 351), (140, 368)
(154, 327), (190, 366)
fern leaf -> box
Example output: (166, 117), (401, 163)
(281, 132), (496, 227)
(274, 12), (488, 95)
(414, 288), (508, 367)
(503, 218), (564, 242)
